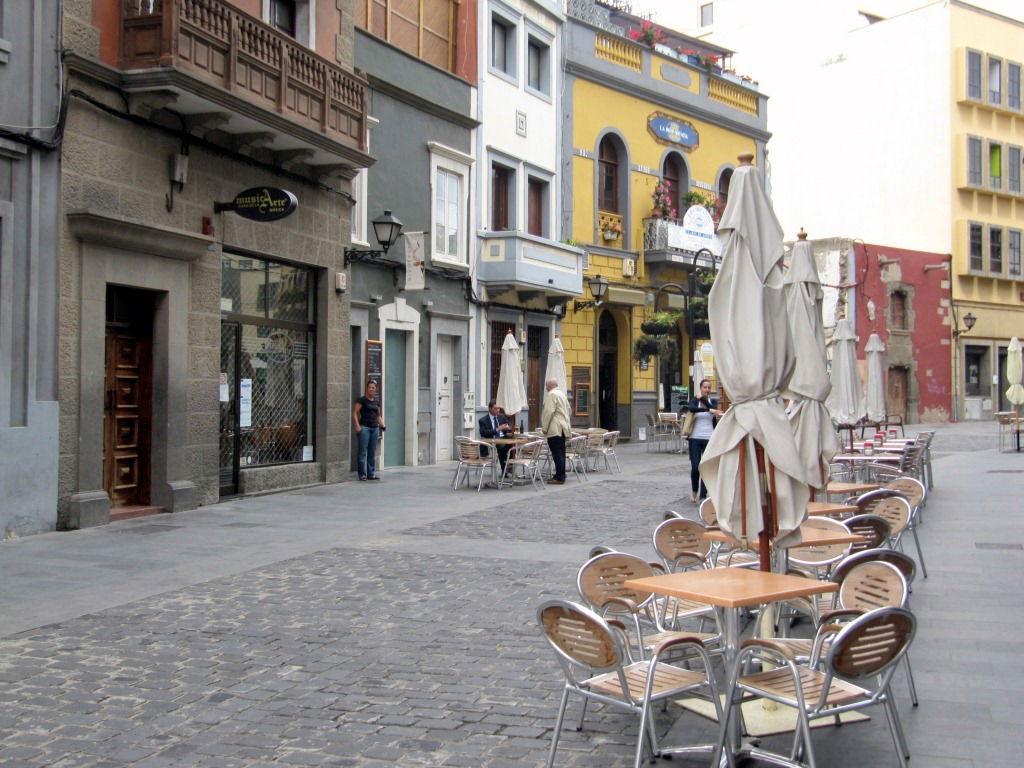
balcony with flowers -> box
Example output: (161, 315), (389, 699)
(643, 188), (723, 270)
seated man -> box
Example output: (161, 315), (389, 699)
(478, 400), (511, 471)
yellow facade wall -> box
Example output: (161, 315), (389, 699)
(949, 8), (1024, 345)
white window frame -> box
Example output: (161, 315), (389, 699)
(1008, 229), (1022, 278)
(700, 2), (714, 27)
(428, 142), (474, 268)
(988, 55), (1003, 105)
(967, 135), (983, 187)
(350, 118), (376, 246)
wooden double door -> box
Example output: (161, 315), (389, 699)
(103, 287), (154, 508)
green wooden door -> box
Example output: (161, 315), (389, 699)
(384, 329), (407, 466)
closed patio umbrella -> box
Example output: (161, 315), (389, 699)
(864, 333), (887, 423)
(544, 337), (568, 394)
(826, 318), (864, 427)
(1006, 337), (1024, 413)
(495, 330), (528, 422)
(700, 155), (809, 561)
(783, 231), (838, 489)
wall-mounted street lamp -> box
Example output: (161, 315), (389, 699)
(952, 309), (977, 422)
(344, 210), (404, 267)
(574, 275), (609, 312)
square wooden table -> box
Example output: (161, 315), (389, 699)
(807, 500), (857, 517)
(703, 522), (863, 550)
(479, 436), (536, 487)
(624, 569), (839, 762)
(823, 480), (879, 500)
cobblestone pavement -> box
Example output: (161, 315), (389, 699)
(1, 424), (1020, 767)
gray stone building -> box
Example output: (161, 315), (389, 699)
(58, 0), (372, 527)
(0, 2), (61, 537)
(349, 7), (478, 468)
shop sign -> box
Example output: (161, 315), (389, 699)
(667, 205), (722, 257)
(215, 187), (298, 222)
(648, 113), (699, 150)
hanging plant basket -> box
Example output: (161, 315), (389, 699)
(634, 334), (677, 364)
(641, 320), (673, 335)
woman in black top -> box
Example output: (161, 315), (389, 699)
(684, 379), (723, 502)
(352, 381), (385, 480)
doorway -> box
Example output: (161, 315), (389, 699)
(887, 366), (908, 423)
(436, 335), (454, 461)
(104, 286), (154, 508)
(384, 329), (408, 466)
(597, 311), (618, 429)
(526, 326), (546, 430)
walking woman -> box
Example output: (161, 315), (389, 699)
(352, 380), (385, 480)
(686, 379), (723, 503)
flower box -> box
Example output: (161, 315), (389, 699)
(602, 231), (620, 241)
(641, 320), (673, 335)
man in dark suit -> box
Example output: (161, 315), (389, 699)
(478, 400), (511, 471)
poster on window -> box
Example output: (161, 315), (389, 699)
(240, 378), (253, 428)
(404, 231), (426, 291)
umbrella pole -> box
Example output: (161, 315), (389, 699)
(753, 440), (777, 572)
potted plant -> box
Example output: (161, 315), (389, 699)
(651, 179), (676, 219)
(628, 21), (666, 48)
(640, 310), (681, 335)
(601, 221), (622, 241)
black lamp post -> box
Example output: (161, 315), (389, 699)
(344, 210), (404, 267)
(574, 274), (610, 312)
(952, 309), (977, 421)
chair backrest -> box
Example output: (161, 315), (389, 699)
(663, 510), (685, 520)
(844, 514), (892, 554)
(537, 599), (623, 673)
(603, 430), (620, 448)
(832, 547), (917, 586)
(645, 413), (656, 428)
(882, 476), (925, 509)
(698, 498), (718, 528)
(838, 560), (908, 612)
(652, 518), (711, 571)
(519, 439), (547, 460)
(566, 434), (587, 454)
(587, 432), (604, 450)
(457, 438), (485, 461)
(577, 552), (657, 615)
(856, 493), (910, 537)
(826, 606), (916, 681)
(788, 518), (852, 569)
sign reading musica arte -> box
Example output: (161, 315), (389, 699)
(216, 187), (298, 222)
(647, 113), (699, 151)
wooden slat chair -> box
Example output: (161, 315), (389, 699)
(498, 439), (548, 490)
(652, 518), (713, 572)
(537, 599), (723, 768)
(564, 434), (589, 482)
(713, 606), (917, 768)
(589, 430), (621, 473)
(696, 499), (760, 568)
(576, 552), (718, 659)
(451, 436), (495, 491)
(843, 513), (891, 556)
(853, 491), (926, 578)
(644, 413), (670, 453)
(786, 518), (853, 581)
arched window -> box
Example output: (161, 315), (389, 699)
(662, 154), (688, 217)
(599, 137), (619, 214)
(717, 167), (733, 206)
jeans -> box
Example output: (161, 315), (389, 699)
(357, 426), (380, 478)
(688, 437), (709, 497)
(548, 435), (566, 481)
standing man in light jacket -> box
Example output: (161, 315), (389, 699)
(541, 378), (572, 484)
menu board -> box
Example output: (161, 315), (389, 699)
(365, 340), (383, 394)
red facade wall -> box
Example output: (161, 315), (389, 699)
(853, 243), (952, 423)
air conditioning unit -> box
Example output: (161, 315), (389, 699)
(622, 258), (637, 277)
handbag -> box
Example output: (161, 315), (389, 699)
(681, 411), (696, 437)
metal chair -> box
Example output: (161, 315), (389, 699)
(589, 430), (621, 473)
(498, 439), (548, 490)
(843, 513), (892, 555)
(451, 436), (495, 491)
(652, 518), (713, 573)
(853, 490), (926, 578)
(537, 599), (723, 768)
(713, 606), (917, 768)
(564, 434), (589, 482)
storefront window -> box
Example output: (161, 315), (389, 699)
(221, 254), (315, 468)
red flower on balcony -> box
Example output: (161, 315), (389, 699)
(628, 21), (666, 47)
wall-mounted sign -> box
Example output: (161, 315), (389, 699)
(647, 113), (699, 151)
(215, 187), (298, 222)
(668, 205), (722, 256)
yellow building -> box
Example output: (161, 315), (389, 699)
(560, 2), (767, 437)
(952, 4), (1024, 419)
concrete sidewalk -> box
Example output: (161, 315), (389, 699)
(0, 421), (1020, 767)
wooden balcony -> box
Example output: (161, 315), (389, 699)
(120, 0), (369, 173)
